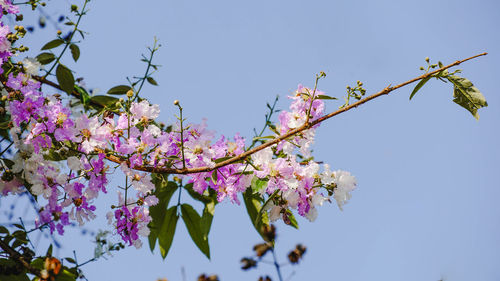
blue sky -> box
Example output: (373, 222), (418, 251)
(10, 0), (500, 280)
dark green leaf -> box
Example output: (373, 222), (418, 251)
(0, 121), (9, 129)
(36, 52), (56, 65)
(0, 259), (29, 280)
(148, 179), (178, 252)
(213, 156), (232, 164)
(56, 64), (75, 95)
(0, 226), (8, 234)
(41, 39), (64, 50)
(409, 76), (431, 100)
(90, 95), (118, 108)
(64, 257), (76, 264)
(243, 188), (271, 241)
(447, 75), (488, 120)
(30, 257), (44, 270)
(181, 204), (210, 259)
(183, 183), (213, 203)
(201, 201), (215, 237)
(107, 85), (131, 95)
(147, 77), (158, 86)
(74, 85), (90, 108)
(46, 244), (53, 256)
(2, 158), (14, 169)
(158, 206), (178, 259)
(69, 44), (80, 62)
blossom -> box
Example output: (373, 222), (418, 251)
(22, 57), (42, 76)
(333, 170), (357, 211)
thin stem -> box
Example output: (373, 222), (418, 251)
(177, 103), (187, 169)
(42, 0), (89, 79)
(177, 184), (182, 207)
(304, 73), (322, 124)
(19, 218), (34, 249)
(249, 95), (280, 150)
(0, 141), (13, 157)
(134, 38), (159, 99)
(271, 247), (284, 281)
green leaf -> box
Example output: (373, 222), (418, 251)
(74, 85), (90, 108)
(158, 206), (179, 259)
(255, 190), (278, 227)
(148, 179), (178, 252)
(107, 85), (131, 95)
(0, 259), (29, 280)
(36, 52), (56, 65)
(243, 189), (271, 241)
(284, 209), (299, 229)
(0, 226), (8, 234)
(0, 121), (9, 129)
(447, 75), (488, 120)
(213, 156), (232, 164)
(211, 170), (218, 185)
(409, 76), (431, 100)
(54, 268), (77, 281)
(251, 176), (268, 193)
(316, 94), (337, 100)
(46, 244), (53, 256)
(41, 39), (64, 50)
(69, 44), (80, 62)
(181, 204), (210, 259)
(201, 201), (215, 237)
(183, 183), (213, 203)
(90, 95), (118, 108)
(147, 77), (158, 86)
(56, 64), (75, 95)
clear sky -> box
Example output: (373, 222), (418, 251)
(10, 0), (500, 280)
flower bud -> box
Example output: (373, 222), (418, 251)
(126, 89), (134, 98)
(240, 257), (257, 270)
(253, 242), (272, 257)
(173, 100), (179, 106)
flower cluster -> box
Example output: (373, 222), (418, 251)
(0, 1), (356, 247)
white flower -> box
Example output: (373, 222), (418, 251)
(320, 164), (335, 185)
(269, 205), (281, 222)
(22, 57), (42, 76)
(131, 173), (155, 194)
(333, 170), (357, 211)
(130, 100), (160, 120)
(67, 156), (83, 171)
(305, 207), (318, 222)
(148, 124), (161, 137)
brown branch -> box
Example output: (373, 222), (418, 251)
(0, 238), (41, 277)
(100, 52), (487, 175)
(4, 53), (486, 174)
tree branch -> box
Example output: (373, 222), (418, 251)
(98, 52), (487, 175)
